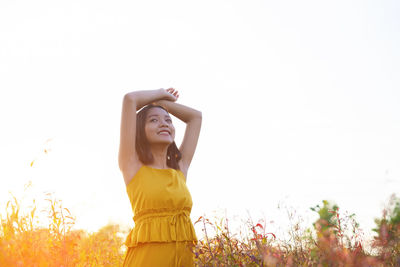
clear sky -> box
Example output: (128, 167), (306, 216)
(1, 0), (399, 243)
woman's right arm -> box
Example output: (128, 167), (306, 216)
(118, 89), (176, 174)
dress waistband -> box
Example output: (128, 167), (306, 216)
(133, 208), (191, 224)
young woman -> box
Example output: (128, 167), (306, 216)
(118, 88), (202, 266)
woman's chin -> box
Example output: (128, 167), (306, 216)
(150, 139), (174, 145)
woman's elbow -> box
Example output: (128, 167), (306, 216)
(123, 92), (135, 102)
(196, 110), (202, 119)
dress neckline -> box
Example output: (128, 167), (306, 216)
(143, 165), (184, 174)
(144, 165), (174, 171)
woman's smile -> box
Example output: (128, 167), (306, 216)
(158, 129), (171, 136)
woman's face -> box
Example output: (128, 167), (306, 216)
(144, 107), (175, 146)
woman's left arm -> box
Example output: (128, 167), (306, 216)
(154, 96), (202, 171)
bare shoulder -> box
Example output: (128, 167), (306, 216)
(123, 161), (143, 186)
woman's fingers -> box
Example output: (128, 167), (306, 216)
(163, 88), (178, 102)
(167, 87), (179, 98)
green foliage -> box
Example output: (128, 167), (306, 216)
(310, 200), (340, 235)
(373, 194), (400, 238)
(372, 193), (400, 265)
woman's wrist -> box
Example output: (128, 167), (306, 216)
(123, 88), (176, 111)
(123, 89), (169, 110)
(155, 88), (168, 100)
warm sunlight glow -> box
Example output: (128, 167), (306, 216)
(1, 0), (400, 265)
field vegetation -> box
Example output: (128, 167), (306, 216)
(1, 187), (399, 266)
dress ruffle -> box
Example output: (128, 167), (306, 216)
(125, 208), (198, 248)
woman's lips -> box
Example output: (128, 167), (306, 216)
(158, 130), (170, 136)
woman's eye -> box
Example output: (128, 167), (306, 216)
(166, 119), (172, 123)
(150, 119), (157, 122)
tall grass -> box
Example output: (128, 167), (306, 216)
(0, 190), (125, 267)
(193, 198), (399, 266)
(1, 188), (399, 266)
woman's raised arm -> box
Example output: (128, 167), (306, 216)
(154, 94), (202, 174)
(118, 89), (177, 174)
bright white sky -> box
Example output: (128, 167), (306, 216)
(1, 0), (399, 243)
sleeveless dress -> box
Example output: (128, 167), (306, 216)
(123, 165), (198, 267)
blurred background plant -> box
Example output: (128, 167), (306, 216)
(192, 199), (398, 266)
(1, 186), (399, 266)
(0, 186), (126, 267)
(372, 193), (400, 265)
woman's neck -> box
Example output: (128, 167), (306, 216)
(149, 145), (168, 169)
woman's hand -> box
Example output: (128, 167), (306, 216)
(159, 88), (179, 102)
(166, 88), (179, 100)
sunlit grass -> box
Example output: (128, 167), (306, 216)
(1, 186), (399, 266)
(0, 189), (125, 267)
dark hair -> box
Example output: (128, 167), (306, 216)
(136, 104), (182, 170)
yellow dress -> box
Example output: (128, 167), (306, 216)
(123, 165), (198, 267)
